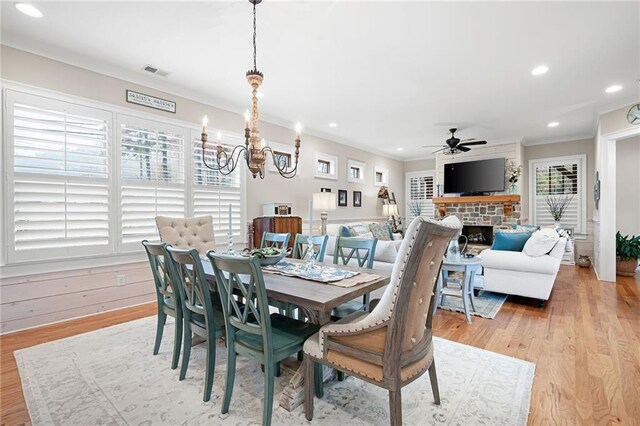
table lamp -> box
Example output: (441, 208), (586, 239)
(313, 192), (337, 235)
(382, 203), (399, 230)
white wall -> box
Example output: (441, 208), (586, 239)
(616, 136), (640, 236)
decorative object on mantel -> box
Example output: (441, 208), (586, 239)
(594, 171), (601, 210)
(544, 194), (573, 227)
(313, 192), (337, 235)
(352, 191), (362, 207)
(615, 232), (640, 276)
(505, 161), (522, 195)
(577, 255), (591, 268)
(199, 0), (301, 179)
(126, 90), (176, 113)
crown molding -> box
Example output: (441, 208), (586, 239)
(522, 134), (595, 147)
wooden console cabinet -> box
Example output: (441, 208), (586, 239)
(252, 216), (302, 249)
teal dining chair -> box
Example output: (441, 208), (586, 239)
(164, 246), (226, 402)
(292, 234), (329, 262)
(332, 236), (378, 318)
(207, 252), (319, 426)
(260, 232), (291, 249)
(142, 240), (182, 370)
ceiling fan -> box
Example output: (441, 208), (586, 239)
(423, 128), (487, 155)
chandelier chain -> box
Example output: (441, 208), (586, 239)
(252, 1), (257, 71)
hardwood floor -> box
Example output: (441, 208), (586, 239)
(1, 266), (639, 425)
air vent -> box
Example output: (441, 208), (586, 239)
(142, 64), (170, 77)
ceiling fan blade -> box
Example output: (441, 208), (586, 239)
(460, 138), (476, 142)
(431, 147), (447, 154)
(422, 145), (445, 148)
(457, 146), (471, 152)
(458, 141), (487, 146)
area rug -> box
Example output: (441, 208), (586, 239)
(438, 290), (508, 319)
(15, 316), (533, 425)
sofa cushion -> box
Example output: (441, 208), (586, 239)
(523, 228), (560, 257)
(492, 231), (532, 251)
(480, 249), (561, 275)
(369, 222), (392, 241)
(345, 222), (370, 236)
(338, 225), (353, 237)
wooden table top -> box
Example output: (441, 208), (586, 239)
(201, 259), (391, 313)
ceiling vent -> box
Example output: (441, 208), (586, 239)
(142, 64), (170, 77)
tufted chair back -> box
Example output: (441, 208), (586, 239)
(155, 216), (216, 255)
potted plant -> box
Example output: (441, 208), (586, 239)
(544, 194), (573, 227)
(616, 232), (640, 276)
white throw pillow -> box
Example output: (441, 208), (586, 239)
(373, 240), (399, 263)
(523, 228), (560, 257)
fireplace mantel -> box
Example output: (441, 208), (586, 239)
(433, 195), (521, 217)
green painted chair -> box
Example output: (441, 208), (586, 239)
(142, 240), (182, 370)
(292, 234), (329, 263)
(260, 232), (291, 249)
(332, 236), (378, 318)
(164, 246), (226, 402)
(207, 252), (319, 426)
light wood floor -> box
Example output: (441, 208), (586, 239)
(1, 266), (639, 425)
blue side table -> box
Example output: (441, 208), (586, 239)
(435, 256), (483, 323)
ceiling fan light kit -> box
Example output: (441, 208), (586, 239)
(199, 0), (301, 179)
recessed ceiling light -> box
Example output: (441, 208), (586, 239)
(256, 91), (264, 99)
(547, 121), (559, 128)
(328, 122), (337, 128)
(15, 3), (43, 18)
(605, 84), (622, 93)
(531, 65), (549, 76)
(396, 147), (404, 151)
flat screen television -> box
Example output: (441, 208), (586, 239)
(444, 158), (505, 194)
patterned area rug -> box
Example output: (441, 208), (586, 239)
(438, 290), (508, 319)
(15, 316), (533, 425)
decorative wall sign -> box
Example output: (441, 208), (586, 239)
(338, 189), (348, 206)
(594, 171), (600, 210)
(353, 191), (362, 207)
(126, 90), (176, 113)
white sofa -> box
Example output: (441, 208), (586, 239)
(324, 222), (402, 272)
(479, 237), (567, 305)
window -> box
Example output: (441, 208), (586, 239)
(347, 159), (366, 184)
(317, 160), (330, 174)
(6, 91), (112, 262)
(3, 88), (247, 265)
(273, 151), (291, 169)
(529, 155), (586, 233)
(192, 130), (243, 242)
(314, 152), (338, 180)
(350, 167), (360, 179)
(405, 171), (435, 223)
(119, 115), (186, 249)
(374, 166), (389, 186)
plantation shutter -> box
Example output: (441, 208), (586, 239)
(119, 115), (186, 249)
(531, 157), (585, 233)
(192, 130), (243, 243)
(406, 171), (435, 223)
(7, 92), (112, 262)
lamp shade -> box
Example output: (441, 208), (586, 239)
(313, 192), (337, 211)
(382, 203), (399, 216)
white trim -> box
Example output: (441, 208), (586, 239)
(346, 159), (366, 184)
(528, 154), (587, 234)
(522, 134), (595, 147)
(1, 83), (248, 270)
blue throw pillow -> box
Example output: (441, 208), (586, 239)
(338, 225), (353, 237)
(492, 231), (532, 251)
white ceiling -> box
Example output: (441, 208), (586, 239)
(2, 1), (639, 159)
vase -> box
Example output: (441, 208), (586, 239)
(509, 182), (518, 195)
(577, 255), (591, 268)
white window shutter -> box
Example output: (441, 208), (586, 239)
(406, 171), (435, 223)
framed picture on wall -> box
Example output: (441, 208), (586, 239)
(338, 189), (348, 206)
(320, 188), (332, 193)
(353, 191), (362, 207)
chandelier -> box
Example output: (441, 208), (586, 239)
(200, 0), (301, 179)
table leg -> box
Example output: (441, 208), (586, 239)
(468, 270), (477, 313)
(462, 271), (472, 323)
(278, 308), (333, 411)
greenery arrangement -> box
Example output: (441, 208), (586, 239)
(616, 232), (640, 260)
(506, 161), (522, 185)
(544, 194), (573, 222)
(408, 200), (423, 217)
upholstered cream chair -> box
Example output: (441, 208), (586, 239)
(155, 216), (216, 255)
(303, 216), (462, 426)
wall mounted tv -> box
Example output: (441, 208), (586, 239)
(444, 158), (505, 195)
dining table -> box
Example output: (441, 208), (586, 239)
(200, 257), (392, 411)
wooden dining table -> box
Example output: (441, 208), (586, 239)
(200, 258), (392, 411)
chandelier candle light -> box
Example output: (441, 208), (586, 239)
(200, 0), (301, 179)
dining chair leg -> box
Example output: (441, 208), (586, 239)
(179, 321), (191, 381)
(388, 388), (402, 426)
(275, 362), (281, 377)
(337, 371), (345, 381)
(262, 362), (275, 426)
(222, 346), (236, 414)
(153, 311), (166, 355)
(428, 360), (441, 405)
(171, 313), (183, 369)
(203, 334), (216, 402)
(314, 363), (324, 398)
(304, 357), (314, 421)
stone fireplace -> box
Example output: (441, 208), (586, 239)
(462, 225), (494, 246)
